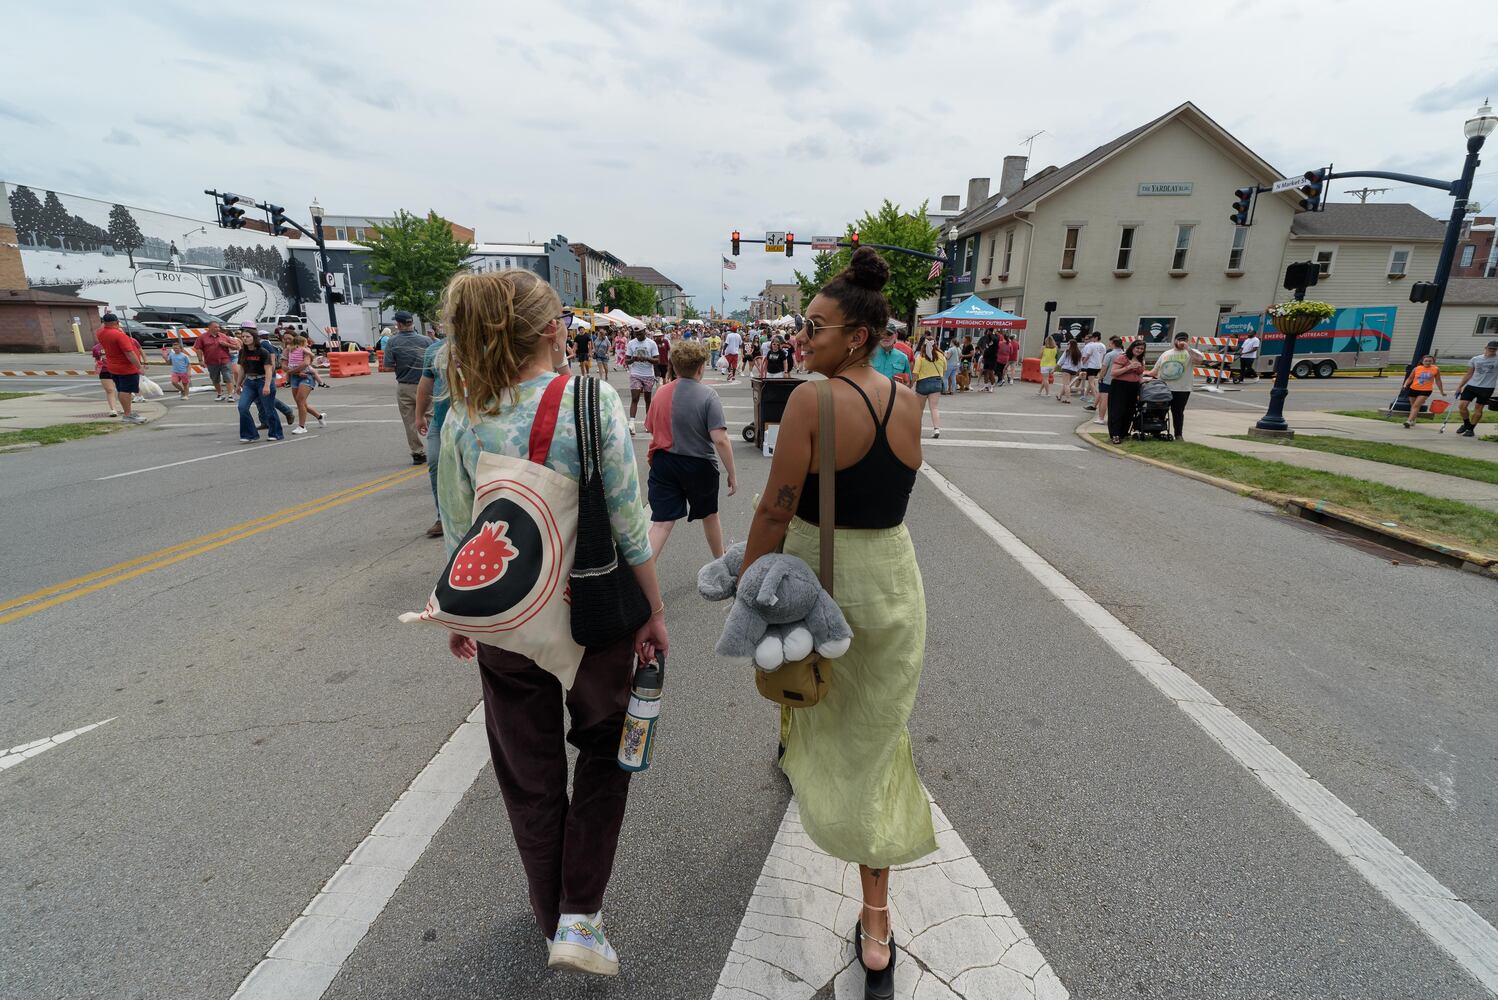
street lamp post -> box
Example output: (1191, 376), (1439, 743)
(1389, 99), (1496, 412)
(308, 199), (339, 342)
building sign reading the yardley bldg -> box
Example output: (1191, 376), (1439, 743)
(1138, 182), (1194, 196)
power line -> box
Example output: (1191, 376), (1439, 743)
(1342, 186), (1389, 203)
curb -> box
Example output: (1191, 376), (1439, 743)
(1074, 421), (1498, 582)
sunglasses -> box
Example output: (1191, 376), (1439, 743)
(803, 318), (861, 338)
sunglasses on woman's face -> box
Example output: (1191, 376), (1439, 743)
(803, 318), (857, 338)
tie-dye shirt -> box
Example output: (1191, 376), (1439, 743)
(437, 373), (651, 566)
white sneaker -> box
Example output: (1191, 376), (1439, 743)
(548, 913), (619, 976)
(291, 426), (308, 435)
(316, 414), (325, 427)
(240, 437), (257, 444)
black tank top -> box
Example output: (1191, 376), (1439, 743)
(796, 376), (918, 529)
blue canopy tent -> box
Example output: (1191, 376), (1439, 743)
(919, 295), (1027, 329)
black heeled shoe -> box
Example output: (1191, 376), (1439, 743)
(852, 904), (896, 1000)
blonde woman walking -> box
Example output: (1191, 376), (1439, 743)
(437, 269), (667, 978)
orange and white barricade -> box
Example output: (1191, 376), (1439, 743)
(1190, 336), (1240, 391)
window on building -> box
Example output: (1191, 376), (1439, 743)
(962, 237), (975, 275)
(1171, 225), (1194, 270)
(355, 228), (366, 241)
(985, 236), (996, 277)
(1217, 304), (1235, 329)
(1460, 244), (1477, 268)
(1227, 227), (1248, 270)
(1387, 246), (1411, 277)
(1475, 315), (1498, 338)
(1116, 226), (1136, 270)
(334, 228), (346, 241)
(1138, 316), (1176, 343)
(1315, 247), (1337, 276)
(1061, 226), (1081, 270)
(1002, 230), (1014, 275)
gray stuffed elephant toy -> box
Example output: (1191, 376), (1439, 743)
(698, 542), (853, 670)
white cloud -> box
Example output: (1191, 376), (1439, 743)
(5, 1), (1492, 310)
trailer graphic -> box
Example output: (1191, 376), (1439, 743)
(1218, 306), (1396, 379)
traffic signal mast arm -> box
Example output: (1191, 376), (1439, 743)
(1317, 168), (1459, 194)
(727, 233), (943, 261)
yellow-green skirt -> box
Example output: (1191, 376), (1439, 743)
(781, 517), (936, 868)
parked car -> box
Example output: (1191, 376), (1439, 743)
(258, 314), (308, 338)
(129, 307), (226, 329)
(121, 320), (181, 349)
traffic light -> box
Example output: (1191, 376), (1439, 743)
(785, 232), (794, 257)
(849, 231), (860, 251)
(731, 231), (740, 255)
(1299, 169), (1326, 213)
(1410, 281), (1439, 303)
(268, 204), (292, 238)
(1283, 260), (1320, 291)
(217, 193), (245, 229)
(1231, 187), (1255, 227)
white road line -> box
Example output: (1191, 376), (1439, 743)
(1195, 394), (1266, 409)
(713, 795), (1068, 999)
(0, 718), (115, 772)
(153, 420), (401, 428)
(94, 436), (313, 480)
(924, 428), (1059, 436)
(922, 439), (1080, 451)
(231, 703), (490, 1000)
(920, 463), (1498, 996)
(932, 409), (1073, 418)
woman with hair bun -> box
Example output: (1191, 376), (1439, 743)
(738, 247), (935, 999)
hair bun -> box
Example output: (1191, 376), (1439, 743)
(845, 246), (890, 291)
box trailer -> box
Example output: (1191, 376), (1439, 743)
(1218, 305), (1396, 379)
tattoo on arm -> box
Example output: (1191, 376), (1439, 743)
(773, 485), (797, 511)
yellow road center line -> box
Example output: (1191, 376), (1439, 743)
(0, 469), (424, 625)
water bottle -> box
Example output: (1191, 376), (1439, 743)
(617, 655), (664, 773)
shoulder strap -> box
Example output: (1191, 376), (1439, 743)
(528, 374), (571, 466)
(814, 380), (835, 597)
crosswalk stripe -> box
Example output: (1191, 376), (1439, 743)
(713, 795), (1068, 998)
(922, 439), (1080, 451)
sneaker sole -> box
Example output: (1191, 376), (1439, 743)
(547, 942), (619, 976)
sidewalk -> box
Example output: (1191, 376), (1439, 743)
(1185, 408), (1498, 512)
(0, 390), (167, 430)
(0, 351), (182, 373)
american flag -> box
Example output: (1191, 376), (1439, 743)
(722, 281), (729, 290)
(722, 256), (737, 270)
(928, 247), (946, 281)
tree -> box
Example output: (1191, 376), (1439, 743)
(358, 210), (473, 320)
(594, 276), (655, 316)
(40, 191), (70, 249)
(682, 301), (701, 320)
(793, 200), (941, 331)
(793, 250), (841, 307)
(8, 186), (43, 246)
(107, 205), (144, 266)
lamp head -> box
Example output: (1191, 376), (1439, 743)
(1465, 99), (1497, 140)
(308, 199), (324, 220)
(948, 226), (959, 241)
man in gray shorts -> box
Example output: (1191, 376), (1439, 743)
(196, 320), (238, 400)
(1455, 340), (1498, 437)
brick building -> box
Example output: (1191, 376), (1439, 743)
(1454, 215), (1496, 278)
(0, 288), (106, 352)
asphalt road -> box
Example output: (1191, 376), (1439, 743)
(1, 367), (1493, 1000)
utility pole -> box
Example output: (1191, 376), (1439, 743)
(1343, 186), (1389, 203)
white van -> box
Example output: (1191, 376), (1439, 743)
(258, 314), (308, 338)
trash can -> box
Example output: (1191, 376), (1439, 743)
(743, 375), (804, 445)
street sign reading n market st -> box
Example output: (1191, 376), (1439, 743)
(1137, 182), (1194, 196)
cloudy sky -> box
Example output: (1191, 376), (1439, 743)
(2, 0), (1493, 312)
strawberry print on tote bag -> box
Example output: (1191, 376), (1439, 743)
(401, 375), (585, 689)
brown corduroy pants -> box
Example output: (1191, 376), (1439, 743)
(476, 636), (635, 938)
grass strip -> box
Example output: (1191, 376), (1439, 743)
(1228, 434), (1498, 486)
(1333, 408), (1490, 426)
(1093, 434), (1498, 551)
(0, 422), (121, 449)
(0, 391), (40, 402)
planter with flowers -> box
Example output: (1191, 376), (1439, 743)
(1268, 299), (1336, 336)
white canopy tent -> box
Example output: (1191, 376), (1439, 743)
(605, 309), (646, 329)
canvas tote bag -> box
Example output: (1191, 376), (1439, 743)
(401, 374), (586, 689)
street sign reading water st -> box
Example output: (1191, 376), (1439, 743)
(810, 236), (838, 250)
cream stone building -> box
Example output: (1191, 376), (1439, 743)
(936, 102), (1305, 350)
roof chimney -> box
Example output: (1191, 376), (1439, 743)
(966, 177), (990, 209)
(940, 194), (960, 212)
(1000, 156), (1028, 199)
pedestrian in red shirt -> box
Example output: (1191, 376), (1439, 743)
(95, 313), (148, 423)
(195, 320), (238, 400)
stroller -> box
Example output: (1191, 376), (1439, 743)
(1134, 379), (1175, 440)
